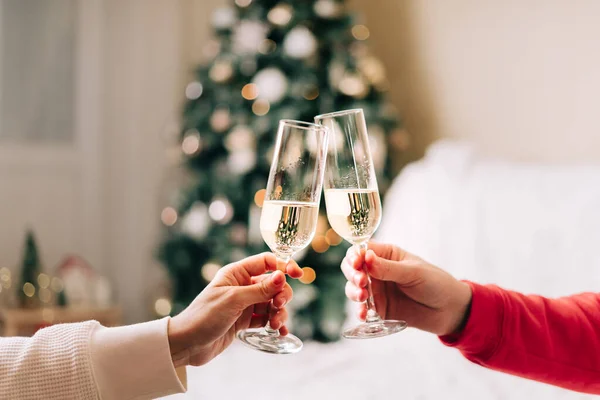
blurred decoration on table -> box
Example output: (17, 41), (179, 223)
(158, 0), (408, 342)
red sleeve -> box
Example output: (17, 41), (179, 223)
(440, 281), (600, 394)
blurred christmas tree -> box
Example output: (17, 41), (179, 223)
(158, 0), (410, 342)
(18, 230), (43, 308)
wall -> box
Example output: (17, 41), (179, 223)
(353, 0), (600, 162)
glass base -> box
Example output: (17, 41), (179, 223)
(237, 328), (303, 354)
(342, 320), (407, 339)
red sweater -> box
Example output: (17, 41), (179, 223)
(440, 282), (600, 394)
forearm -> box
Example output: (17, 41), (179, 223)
(0, 318), (186, 400)
(441, 282), (600, 394)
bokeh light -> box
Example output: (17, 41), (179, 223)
(352, 24), (370, 40)
(155, 298), (172, 316)
(299, 267), (316, 284)
(161, 207), (178, 226)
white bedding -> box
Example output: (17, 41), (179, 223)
(163, 140), (600, 399)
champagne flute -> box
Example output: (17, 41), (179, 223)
(315, 109), (407, 339)
(237, 119), (329, 354)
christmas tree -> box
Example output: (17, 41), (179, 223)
(18, 230), (43, 308)
(158, 0), (409, 341)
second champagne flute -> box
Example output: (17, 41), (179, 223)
(315, 108), (407, 339)
(236, 120), (329, 354)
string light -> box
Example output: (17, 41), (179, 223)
(299, 267), (316, 284)
(155, 298), (172, 316)
(258, 39), (277, 55)
(303, 85), (319, 100)
(326, 229), (343, 245)
(50, 277), (64, 293)
(161, 207), (178, 226)
(351, 24), (370, 40)
(268, 4), (293, 26)
(241, 83), (259, 100)
(185, 81), (203, 100)
(209, 198), (233, 224)
(235, 0), (252, 7)
(23, 282), (35, 297)
(210, 109), (231, 132)
(209, 60), (234, 83)
(182, 130), (202, 155)
(201, 262), (222, 281)
(37, 273), (50, 289)
(254, 189), (266, 207)
(39, 287), (52, 303)
(311, 236), (330, 253)
(252, 99), (270, 116)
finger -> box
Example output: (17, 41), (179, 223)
(234, 270), (286, 306)
(249, 314), (268, 329)
(345, 281), (368, 302)
(365, 250), (421, 285)
(279, 325), (289, 336)
(285, 259), (303, 279)
(273, 282), (293, 308)
(269, 307), (288, 330)
(229, 252), (278, 279)
(341, 258), (368, 288)
(367, 242), (414, 262)
(357, 303), (367, 321)
(253, 301), (269, 316)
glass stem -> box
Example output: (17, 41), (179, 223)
(262, 255), (289, 336)
(356, 242), (382, 323)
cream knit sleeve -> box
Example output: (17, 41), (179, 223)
(0, 321), (100, 399)
(0, 318), (186, 400)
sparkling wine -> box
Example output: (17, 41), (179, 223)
(260, 200), (319, 257)
(324, 189), (382, 244)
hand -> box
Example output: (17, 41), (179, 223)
(167, 253), (302, 367)
(341, 242), (472, 336)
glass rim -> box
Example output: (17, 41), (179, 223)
(314, 108), (364, 121)
(279, 119), (328, 132)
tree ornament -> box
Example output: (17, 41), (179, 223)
(181, 202), (211, 240)
(267, 4), (293, 27)
(252, 68), (288, 103)
(212, 6), (237, 30)
(233, 20), (269, 55)
(283, 26), (317, 59)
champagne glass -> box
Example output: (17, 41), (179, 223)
(315, 109), (407, 339)
(237, 120), (329, 354)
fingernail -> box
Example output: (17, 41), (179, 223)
(271, 271), (285, 285)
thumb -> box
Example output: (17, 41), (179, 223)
(234, 270), (286, 307)
(365, 249), (421, 285)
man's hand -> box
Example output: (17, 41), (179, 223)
(342, 242), (472, 336)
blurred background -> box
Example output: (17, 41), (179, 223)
(1, 0), (600, 398)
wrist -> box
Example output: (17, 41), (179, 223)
(167, 316), (190, 368)
(445, 281), (473, 336)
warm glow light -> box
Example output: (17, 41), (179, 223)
(185, 81), (203, 100)
(155, 298), (172, 317)
(37, 273), (50, 289)
(241, 83), (259, 100)
(39, 287), (52, 303)
(235, 0), (252, 7)
(50, 277), (64, 293)
(311, 236), (330, 253)
(352, 24), (370, 40)
(258, 39), (277, 55)
(326, 229), (343, 246)
(209, 200), (227, 222)
(201, 262), (222, 281)
(252, 99), (270, 116)
(182, 131), (201, 155)
(23, 282), (35, 297)
(299, 267), (316, 284)
(254, 189), (266, 207)
(268, 4), (292, 26)
(210, 109), (231, 132)
(161, 207), (178, 226)
(303, 85), (319, 100)
(0, 267), (10, 281)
